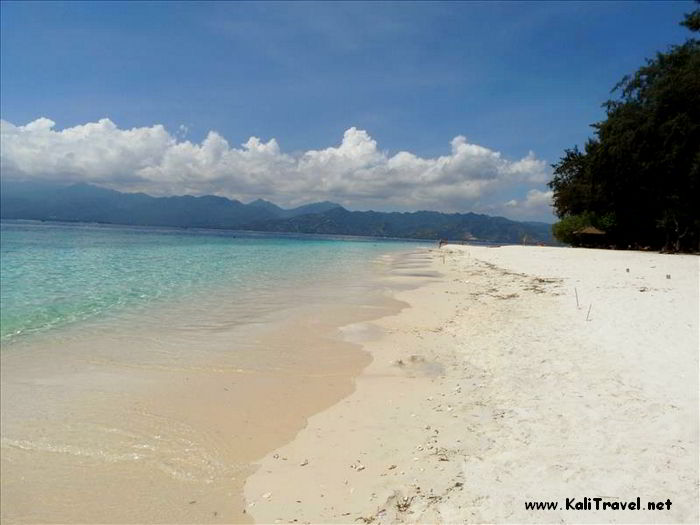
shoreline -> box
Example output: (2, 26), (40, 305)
(0, 246), (423, 524)
(244, 245), (699, 523)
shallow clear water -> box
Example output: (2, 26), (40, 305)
(1, 220), (436, 523)
(0, 220), (420, 345)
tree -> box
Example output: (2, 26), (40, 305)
(549, 5), (700, 252)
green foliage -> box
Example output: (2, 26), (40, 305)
(551, 211), (616, 245)
(552, 214), (594, 245)
(549, 6), (700, 252)
(682, 1), (700, 32)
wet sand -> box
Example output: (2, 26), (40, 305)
(0, 250), (422, 523)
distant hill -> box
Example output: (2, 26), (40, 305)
(247, 207), (553, 243)
(247, 198), (342, 218)
(0, 181), (342, 229)
(0, 181), (553, 243)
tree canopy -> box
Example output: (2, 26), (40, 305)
(548, 5), (700, 252)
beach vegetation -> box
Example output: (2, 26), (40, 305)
(551, 213), (599, 246)
(549, 4), (700, 252)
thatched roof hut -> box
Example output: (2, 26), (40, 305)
(574, 226), (606, 235)
(573, 226), (607, 247)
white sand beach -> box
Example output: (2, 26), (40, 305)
(245, 245), (699, 523)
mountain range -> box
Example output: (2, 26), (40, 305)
(0, 181), (554, 243)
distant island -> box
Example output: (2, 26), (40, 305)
(0, 181), (554, 244)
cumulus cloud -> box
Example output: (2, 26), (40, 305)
(501, 189), (554, 219)
(0, 117), (553, 219)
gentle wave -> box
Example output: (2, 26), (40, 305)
(1, 411), (245, 485)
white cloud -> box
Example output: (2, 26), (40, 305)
(0, 118), (553, 219)
(498, 189), (554, 220)
(523, 188), (554, 208)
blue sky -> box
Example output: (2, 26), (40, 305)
(0, 1), (694, 221)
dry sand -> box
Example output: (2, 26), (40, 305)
(245, 245), (699, 523)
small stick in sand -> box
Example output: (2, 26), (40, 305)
(586, 304), (592, 321)
(575, 287), (580, 309)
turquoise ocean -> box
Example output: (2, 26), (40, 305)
(0, 220), (421, 346)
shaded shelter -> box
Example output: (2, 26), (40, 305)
(573, 226), (607, 247)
